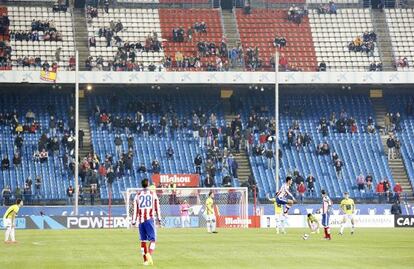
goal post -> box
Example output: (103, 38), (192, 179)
(123, 187), (249, 228)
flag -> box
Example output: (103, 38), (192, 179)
(40, 70), (57, 82)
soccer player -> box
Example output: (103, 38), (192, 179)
(3, 198), (23, 244)
(205, 191), (217, 233)
(132, 179), (161, 266)
(307, 213), (320, 234)
(276, 176), (297, 216)
(339, 192), (355, 235)
(267, 194), (286, 234)
(321, 190), (332, 240)
(180, 199), (190, 228)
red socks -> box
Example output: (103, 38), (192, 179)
(141, 242), (148, 261)
(324, 227), (331, 239)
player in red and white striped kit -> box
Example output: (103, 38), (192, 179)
(132, 179), (162, 266)
(321, 189), (333, 240)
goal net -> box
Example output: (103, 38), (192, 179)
(123, 187), (249, 228)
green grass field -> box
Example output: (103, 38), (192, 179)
(1, 228), (413, 269)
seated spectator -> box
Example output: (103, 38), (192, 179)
(39, 149), (48, 163)
(393, 183), (403, 201)
(204, 174), (215, 187)
(222, 175), (232, 187)
(318, 61), (327, 71)
(397, 57), (409, 68)
(316, 142), (330, 155)
(166, 146), (174, 159)
(152, 159), (160, 173)
(1, 155), (10, 170)
(137, 163), (147, 173)
(13, 153), (22, 166)
(356, 173), (365, 192)
(89, 36), (96, 47)
(273, 36), (287, 48)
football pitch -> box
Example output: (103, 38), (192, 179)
(1, 228), (413, 269)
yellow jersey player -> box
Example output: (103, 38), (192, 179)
(267, 194), (286, 234)
(205, 191), (217, 234)
(339, 192), (355, 235)
(3, 198), (23, 244)
(307, 213), (320, 234)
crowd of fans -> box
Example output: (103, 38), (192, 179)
(287, 5), (307, 24)
(348, 31), (377, 56)
(317, 1), (337, 15)
(0, 12), (11, 68)
(0, 102), (77, 205)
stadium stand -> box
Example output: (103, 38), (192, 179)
(0, 91), (73, 201)
(235, 8), (317, 71)
(309, 8), (381, 71)
(385, 9), (414, 71)
(0, 6), (12, 70)
(241, 93), (393, 198)
(86, 91), (229, 199)
(7, 6), (75, 70)
(86, 8), (164, 71)
(159, 9), (226, 71)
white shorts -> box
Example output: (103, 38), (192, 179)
(206, 215), (216, 222)
(3, 218), (12, 228)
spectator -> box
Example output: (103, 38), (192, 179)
(104, 0), (109, 14)
(67, 185), (74, 205)
(297, 181), (306, 204)
(365, 173), (373, 193)
(376, 180), (385, 202)
(222, 175), (232, 187)
(13, 152), (22, 167)
(306, 174), (316, 197)
(152, 159), (160, 174)
(23, 183), (32, 204)
(204, 174), (215, 187)
(25, 109), (35, 122)
(318, 61), (327, 71)
(390, 200), (402, 215)
(334, 158), (343, 179)
(39, 148), (48, 163)
(194, 154), (202, 174)
(265, 148), (274, 169)
(34, 176), (42, 200)
(1, 155), (10, 170)
(273, 36), (287, 48)
(89, 36), (96, 47)
(2, 185), (11, 205)
(166, 146), (174, 160)
(386, 134), (396, 160)
(14, 186), (22, 200)
(356, 173), (365, 193)
(393, 183), (403, 202)
(114, 135), (122, 157)
(137, 163), (147, 174)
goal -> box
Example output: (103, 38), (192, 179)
(123, 187), (249, 228)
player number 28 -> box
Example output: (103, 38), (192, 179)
(139, 195), (153, 208)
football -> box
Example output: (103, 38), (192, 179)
(303, 234), (309, 240)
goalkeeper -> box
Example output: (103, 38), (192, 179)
(3, 198), (23, 244)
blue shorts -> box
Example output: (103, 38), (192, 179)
(276, 197), (288, 205)
(139, 219), (156, 241)
(322, 213), (330, 227)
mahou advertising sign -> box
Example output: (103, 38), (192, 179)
(152, 174), (200, 187)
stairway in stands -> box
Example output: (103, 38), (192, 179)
(79, 96), (101, 204)
(371, 9), (395, 71)
(73, 8), (90, 71)
(225, 114), (252, 182)
(221, 9), (244, 70)
(372, 97), (414, 202)
(79, 97), (92, 158)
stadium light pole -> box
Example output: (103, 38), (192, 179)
(74, 50), (80, 215)
(274, 50), (280, 192)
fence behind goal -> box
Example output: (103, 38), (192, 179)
(123, 187), (249, 228)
